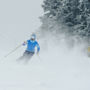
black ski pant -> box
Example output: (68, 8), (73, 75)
(19, 51), (34, 60)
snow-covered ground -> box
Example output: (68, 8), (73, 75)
(0, 0), (90, 90)
(0, 39), (90, 90)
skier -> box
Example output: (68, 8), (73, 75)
(18, 34), (40, 61)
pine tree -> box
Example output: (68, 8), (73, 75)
(41, 0), (90, 41)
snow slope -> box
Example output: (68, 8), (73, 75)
(0, 0), (90, 90)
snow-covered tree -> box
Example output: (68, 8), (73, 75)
(41, 0), (90, 43)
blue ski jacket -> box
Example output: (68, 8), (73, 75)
(23, 40), (40, 53)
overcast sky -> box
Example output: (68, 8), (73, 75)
(0, 0), (43, 24)
(0, 0), (43, 52)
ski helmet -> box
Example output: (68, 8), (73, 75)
(31, 33), (36, 40)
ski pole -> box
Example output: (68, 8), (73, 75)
(37, 54), (42, 61)
(4, 44), (22, 58)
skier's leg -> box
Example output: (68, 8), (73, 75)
(24, 52), (34, 63)
(17, 51), (28, 61)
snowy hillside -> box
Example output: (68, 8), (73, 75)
(0, 0), (90, 90)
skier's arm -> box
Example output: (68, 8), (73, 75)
(36, 42), (40, 53)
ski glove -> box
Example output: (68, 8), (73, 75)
(22, 41), (27, 46)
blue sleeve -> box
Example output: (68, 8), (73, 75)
(36, 42), (40, 52)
